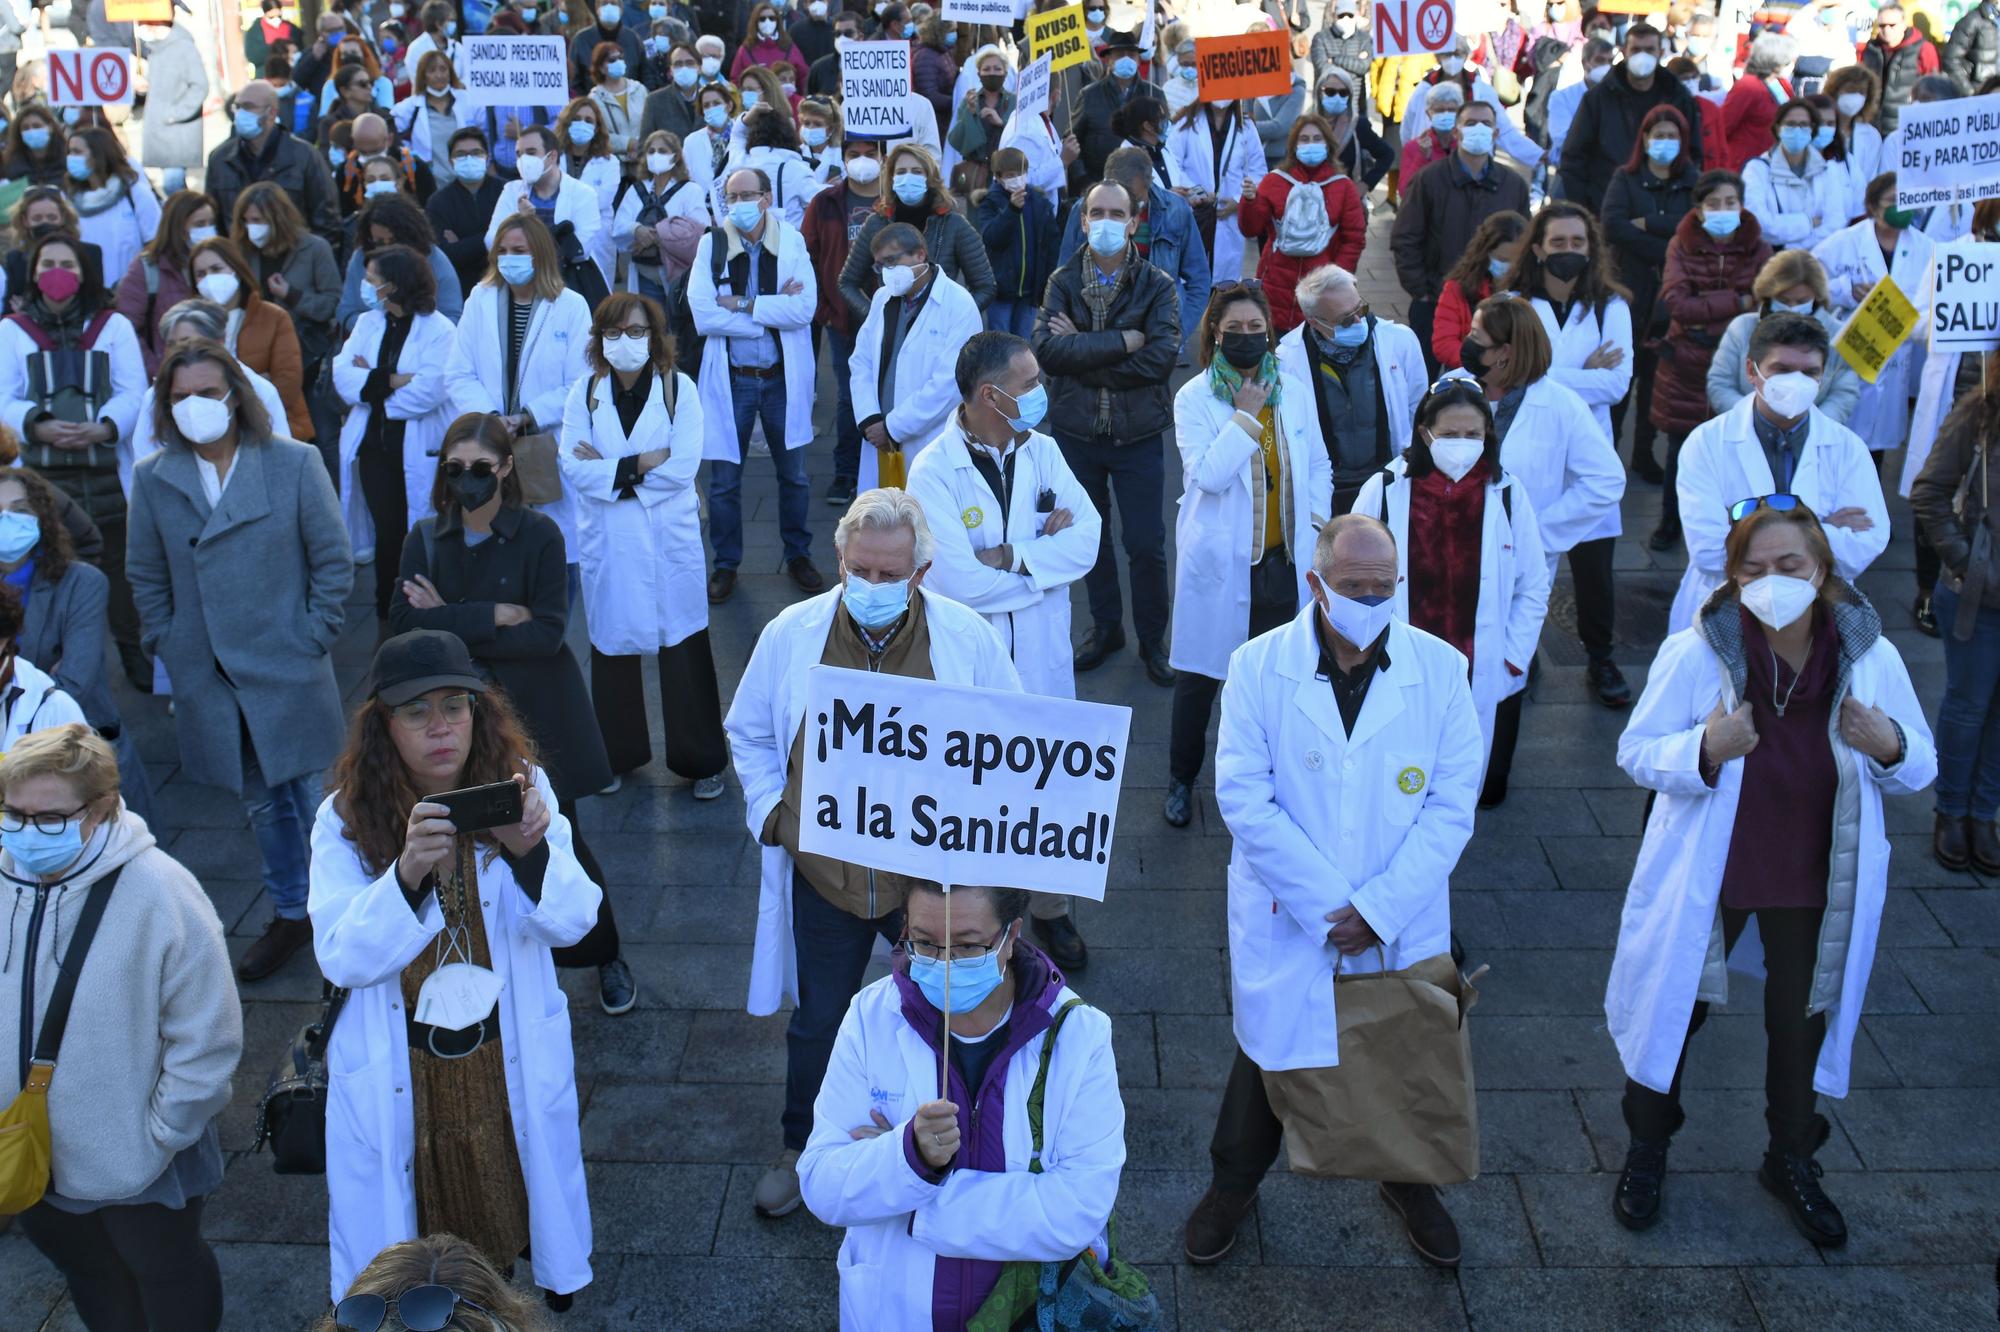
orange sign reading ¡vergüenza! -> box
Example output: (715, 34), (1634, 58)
(1192, 30), (1292, 102)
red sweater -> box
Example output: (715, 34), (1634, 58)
(1407, 460), (1489, 668)
(1239, 164), (1366, 333)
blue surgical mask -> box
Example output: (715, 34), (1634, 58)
(496, 253), (536, 285)
(1812, 123), (1835, 149)
(1329, 318), (1368, 347)
(675, 64), (698, 86)
(1701, 207), (1741, 237)
(945, 29), (957, 43)
(568, 119), (597, 144)
(1645, 137), (1679, 164)
(742, 87), (762, 108)
(903, 21), (915, 35)
(842, 573), (910, 627)
(329, 146), (348, 167)
(650, 2), (666, 15)
(995, 382), (1047, 431)
(2, 818), (83, 878)
(891, 172), (928, 204)
(907, 935), (1009, 1014)
(445, 17), (458, 33)
(1457, 122), (1494, 155)
(728, 199), (764, 231)
(1770, 298), (1816, 315)
(452, 154), (488, 183)
(361, 280), (383, 309)
(803, 124), (828, 146)
(1178, 63), (1197, 81)
(1296, 140), (1328, 166)
(608, 58), (627, 78)
(231, 110), (262, 140)
(64, 153), (90, 181)
(0, 511), (39, 563)
(1488, 255), (1511, 278)
(1086, 217), (1126, 254)
(523, 5), (537, 17)
(1778, 124), (1812, 155)
(1113, 55), (1138, 79)
(704, 103), (729, 127)
(1320, 93), (1349, 114)
(1430, 110), (1456, 135)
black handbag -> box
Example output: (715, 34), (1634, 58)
(252, 980), (349, 1175)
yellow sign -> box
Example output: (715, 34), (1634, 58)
(1396, 766), (1426, 795)
(961, 506), (984, 529)
(1029, 3), (1092, 74)
(1834, 275), (1920, 385)
(106, 0), (171, 20)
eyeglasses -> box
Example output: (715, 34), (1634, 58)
(1213, 279), (1265, 296)
(387, 692), (476, 730)
(901, 929), (1004, 963)
(441, 460), (496, 480)
(1728, 493), (1803, 523)
(1316, 300), (1369, 330)
(0, 804), (86, 835)
(601, 327), (651, 342)
(333, 1286), (488, 1332)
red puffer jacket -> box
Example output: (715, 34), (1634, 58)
(1649, 208), (1773, 436)
(1238, 163), (1367, 332)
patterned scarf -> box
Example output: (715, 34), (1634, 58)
(1207, 350), (1284, 407)
(1078, 249), (1134, 434)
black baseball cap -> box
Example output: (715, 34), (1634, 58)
(370, 630), (489, 707)
(1100, 27), (1142, 50)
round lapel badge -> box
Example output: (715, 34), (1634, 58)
(1397, 766), (1426, 795)
(961, 505), (984, 529)
(1304, 749), (1323, 770)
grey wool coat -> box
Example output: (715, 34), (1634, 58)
(126, 435), (353, 793)
(139, 23), (210, 170)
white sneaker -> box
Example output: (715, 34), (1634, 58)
(753, 1149), (802, 1217)
(598, 775), (622, 796)
(692, 774), (725, 801)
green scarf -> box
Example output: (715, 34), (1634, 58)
(1209, 351), (1283, 408)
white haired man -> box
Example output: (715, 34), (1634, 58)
(725, 488), (1023, 1221)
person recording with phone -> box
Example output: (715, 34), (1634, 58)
(308, 628), (601, 1313)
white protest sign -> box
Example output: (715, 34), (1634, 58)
(797, 667), (1132, 900)
(941, 0), (1016, 23)
(461, 35), (570, 108)
(47, 48), (133, 106)
(1015, 52), (1053, 122)
(841, 40), (914, 137)
(1374, 0), (1455, 58)
(1932, 241), (2000, 352)
(1895, 92), (2000, 210)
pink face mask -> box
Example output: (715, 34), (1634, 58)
(35, 267), (79, 303)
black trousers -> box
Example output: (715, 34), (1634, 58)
(99, 510), (146, 682)
(21, 1195), (223, 1332)
(356, 443), (407, 620)
(1168, 565), (1295, 784)
(549, 791), (621, 969)
(590, 631), (729, 779)
(1481, 690), (1525, 804)
(1407, 297), (1440, 380)
(1915, 523), (1941, 596)
(1565, 537), (1617, 663)
(1058, 431), (1170, 646)
(1610, 344), (1661, 459)
(1210, 1045), (1286, 1193)
(1622, 905), (1830, 1157)
(1658, 429), (1692, 536)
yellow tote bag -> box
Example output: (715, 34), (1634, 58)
(0, 1062), (54, 1215)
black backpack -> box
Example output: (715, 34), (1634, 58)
(667, 226), (730, 378)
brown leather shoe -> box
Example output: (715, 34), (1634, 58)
(707, 569), (737, 604)
(1380, 1182), (1461, 1267)
(1935, 813), (1971, 872)
(236, 916), (312, 982)
(1183, 1184), (1257, 1264)
(1968, 818), (2000, 877)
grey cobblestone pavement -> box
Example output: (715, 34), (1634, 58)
(2, 199), (1993, 1331)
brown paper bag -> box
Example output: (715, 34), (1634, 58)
(510, 433), (564, 506)
(877, 448), (908, 490)
(1261, 953), (1485, 1186)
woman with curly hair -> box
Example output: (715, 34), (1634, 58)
(310, 629), (600, 1312)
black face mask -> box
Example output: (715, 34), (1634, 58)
(1219, 331), (1268, 372)
(1459, 335), (1489, 377)
(1544, 250), (1589, 282)
(449, 465), (500, 511)
(980, 72), (1005, 91)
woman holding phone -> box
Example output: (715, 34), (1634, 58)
(309, 628), (600, 1313)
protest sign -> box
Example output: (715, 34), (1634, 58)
(48, 49), (133, 107)
(841, 40), (914, 135)
(1834, 275), (1920, 383)
(941, 0), (1017, 22)
(461, 35), (569, 107)
(1894, 92), (2000, 209)
(1932, 242), (2000, 353)
(1192, 30), (1292, 101)
(1015, 52), (1053, 122)
(104, 0), (170, 20)
(1375, 0), (1455, 58)
(797, 667), (1132, 901)
(1030, 3), (1092, 73)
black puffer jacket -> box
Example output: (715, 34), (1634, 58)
(1600, 161), (1700, 334)
(1559, 64), (1705, 212)
(1030, 249), (1181, 443)
(1946, 2), (2000, 94)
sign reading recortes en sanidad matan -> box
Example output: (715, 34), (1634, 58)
(796, 667), (1132, 900)
(840, 40), (915, 136)
(1895, 92), (2000, 209)
(460, 35), (570, 108)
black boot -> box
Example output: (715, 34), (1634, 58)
(1760, 1115), (1846, 1247)
(1613, 1137), (1670, 1230)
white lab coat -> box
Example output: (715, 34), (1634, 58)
(1167, 110), (1266, 283)
(331, 310), (459, 560)
(391, 91), (481, 165)
(1901, 345), (1964, 498)
(556, 368), (708, 654)
(0, 656), (85, 747)
(1546, 79), (1587, 169)
(308, 768), (601, 1301)
(1353, 458), (1551, 767)
(610, 174), (713, 290)
(1609, 618), (1936, 1098)
(1742, 147), (1843, 252)
(444, 283), (594, 551)
(724, 588), (1021, 1017)
(689, 215), (818, 462)
(0, 311), (145, 453)
(76, 183), (162, 300)
(1528, 294), (1632, 504)
(1168, 370), (1333, 681)
(1668, 397), (1890, 632)
(1274, 319), (1428, 457)
(1824, 121), (1882, 225)
(683, 122), (738, 202)
(904, 418), (1102, 699)
(848, 271), (984, 492)
(1490, 374), (1625, 556)
(126, 365), (287, 496)
(1812, 217), (1934, 452)
(486, 172), (609, 289)
(1398, 77), (1544, 170)
(1217, 612), (1483, 1071)
(798, 973), (1124, 1332)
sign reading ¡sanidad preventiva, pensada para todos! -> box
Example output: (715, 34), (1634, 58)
(796, 667), (1132, 900)
(460, 35), (570, 108)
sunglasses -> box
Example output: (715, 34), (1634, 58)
(1728, 493), (1803, 523)
(441, 460), (497, 479)
(333, 1285), (487, 1332)
(1213, 278), (1265, 296)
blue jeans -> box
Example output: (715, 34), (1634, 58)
(1932, 581), (2000, 819)
(829, 326), (862, 484)
(241, 741), (321, 921)
(709, 368), (811, 570)
(635, 271), (667, 305)
(782, 869), (903, 1150)
(985, 298), (1036, 337)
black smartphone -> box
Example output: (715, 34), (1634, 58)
(431, 780), (523, 833)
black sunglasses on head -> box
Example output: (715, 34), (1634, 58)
(333, 1285), (487, 1332)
